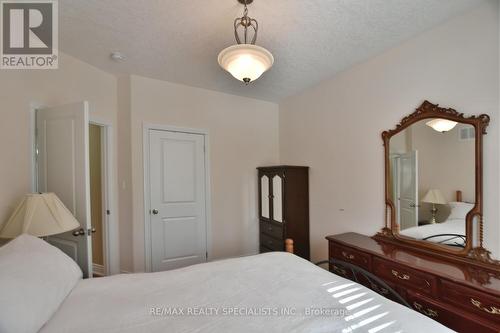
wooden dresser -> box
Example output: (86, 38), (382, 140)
(258, 166), (309, 260)
(327, 233), (500, 333)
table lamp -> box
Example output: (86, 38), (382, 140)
(421, 189), (447, 224)
(0, 193), (80, 238)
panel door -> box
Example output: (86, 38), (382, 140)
(37, 102), (92, 277)
(399, 151), (419, 230)
(149, 130), (207, 272)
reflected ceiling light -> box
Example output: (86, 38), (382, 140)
(218, 0), (274, 84)
(426, 119), (458, 133)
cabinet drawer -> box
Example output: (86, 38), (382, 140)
(260, 233), (283, 251)
(260, 220), (283, 240)
(372, 257), (436, 296)
(407, 291), (498, 333)
(330, 243), (371, 270)
(441, 280), (500, 324)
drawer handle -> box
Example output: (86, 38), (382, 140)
(391, 269), (410, 280)
(342, 251), (355, 260)
(413, 302), (438, 318)
(332, 265), (347, 276)
(471, 298), (500, 315)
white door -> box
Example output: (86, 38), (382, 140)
(37, 102), (92, 277)
(398, 151), (419, 230)
(149, 130), (207, 272)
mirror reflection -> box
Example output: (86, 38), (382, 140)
(389, 119), (475, 249)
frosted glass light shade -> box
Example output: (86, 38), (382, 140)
(426, 119), (458, 133)
(422, 189), (447, 205)
(218, 44), (274, 83)
(0, 193), (80, 238)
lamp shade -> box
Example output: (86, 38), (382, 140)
(218, 44), (274, 84)
(421, 189), (447, 205)
(0, 193), (80, 238)
(426, 119), (458, 133)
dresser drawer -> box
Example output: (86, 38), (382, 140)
(441, 280), (500, 324)
(330, 243), (371, 270)
(372, 257), (436, 296)
(328, 258), (408, 305)
(407, 290), (498, 333)
(329, 261), (355, 280)
(260, 220), (283, 240)
(260, 233), (283, 251)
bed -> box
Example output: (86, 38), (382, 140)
(399, 218), (466, 247)
(400, 192), (473, 248)
(0, 235), (453, 333)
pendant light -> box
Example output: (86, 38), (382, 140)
(218, 0), (274, 84)
(426, 119), (458, 133)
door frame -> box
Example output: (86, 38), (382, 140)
(143, 123), (212, 273)
(30, 109), (119, 276)
(89, 118), (119, 276)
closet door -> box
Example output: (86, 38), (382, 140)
(271, 174), (284, 223)
(259, 174), (271, 220)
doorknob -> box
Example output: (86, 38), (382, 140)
(409, 203), (420, 208)
(72, 228), (85, 236)
(152, 209), (159, 215)
(72, 228), (96, 236)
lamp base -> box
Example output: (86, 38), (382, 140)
(429, 204), (438, 224)
(238, 0), (253, 4)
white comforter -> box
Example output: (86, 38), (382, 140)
(400, 219), (465, 246)
(41, 252), (453, 333)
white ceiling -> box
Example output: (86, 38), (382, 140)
(59, 0), (483, 102)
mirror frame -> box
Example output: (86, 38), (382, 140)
(375, 100), (499, 267)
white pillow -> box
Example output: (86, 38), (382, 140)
(0, 234), (82, 333)
(448, 201), (474, 220)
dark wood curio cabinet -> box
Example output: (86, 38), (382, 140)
(257, 166), (310, 260)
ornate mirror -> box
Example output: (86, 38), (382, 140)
(376, 101), (498, 267)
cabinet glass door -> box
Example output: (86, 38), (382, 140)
(272, 175), (283, 223)
(260, 175), (270, 219)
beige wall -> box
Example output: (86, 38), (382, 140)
(120, 75), (279, 272)
(0, 52), (120, 272)
(412, 123), (475, 222)
(116, 76), (134, 272)
(279, 1), (500, 262)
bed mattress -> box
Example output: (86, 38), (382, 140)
(41, 252), (454, 333)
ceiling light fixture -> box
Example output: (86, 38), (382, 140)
(217, 0), (274, 85)
(426, 118), (458, 133)
(110, 51), (126, 62)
